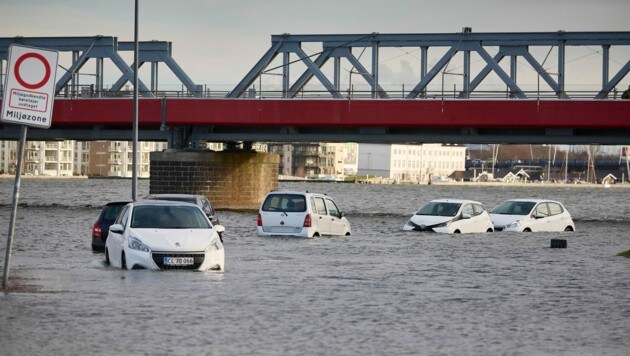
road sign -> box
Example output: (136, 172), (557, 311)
(1, 44), (58, 129)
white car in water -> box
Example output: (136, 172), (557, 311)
(490, 199), (575, 232)
(105, 201), (225, 271)
(403, 199), (494, 233)
(257, 191), (351, 237)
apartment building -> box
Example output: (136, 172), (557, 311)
(89, 141), (167, 178)
(267, 143), (349, 179)
(1, 140), (75, 176)
(0, 140), (167, 177)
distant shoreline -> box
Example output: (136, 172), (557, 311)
(0, 174), (88, 179)
(427, 181), (630, 188)
(1, 175), (627, 188)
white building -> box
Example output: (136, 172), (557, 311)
(0, 139), (168, 177)
(357, 143), (467, 181)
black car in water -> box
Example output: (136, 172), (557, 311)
(92, 201), (130, 251)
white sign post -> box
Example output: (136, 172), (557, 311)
(2, 44), (58, 128)
(1, 44), (58, 291)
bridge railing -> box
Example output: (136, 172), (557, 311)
(26, 88), (620, 100)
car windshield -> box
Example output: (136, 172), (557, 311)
(416, 202), (461, 217)
(130, 205), (211, 229)
(262, 194), (307, 212)
(491, 201), (536, 215)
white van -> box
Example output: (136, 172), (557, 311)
(257, 191), (352, 237)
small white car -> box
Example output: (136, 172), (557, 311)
(403, 199), (494, 233)
(105, 201), (225, 271)
(490, 199), (575, 232)
(257, 191), (351, 237)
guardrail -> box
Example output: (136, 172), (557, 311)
(0, 88), (622, 100)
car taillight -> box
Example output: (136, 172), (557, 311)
(257, 213), (262, 227)
(303, 214), (312, 227)
(92, 223), (102, 238)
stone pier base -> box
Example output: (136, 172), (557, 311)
(150, 150), (279, 210)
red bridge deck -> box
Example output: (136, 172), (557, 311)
(40, 98), (630, 128)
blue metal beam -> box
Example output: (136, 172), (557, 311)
(596, 59), (630, 99)
(235, 31), (630, 99)
(288, 52), (331, 97)
(227, 41), (283, 98)
(0, 37), (200, 98)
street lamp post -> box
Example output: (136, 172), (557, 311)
(547, 145), (552, 182)
(367, 152), (371, 181)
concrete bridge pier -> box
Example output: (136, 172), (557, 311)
(149, 150), (279, 211)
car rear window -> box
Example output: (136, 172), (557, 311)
(101, 203), (127, 223)
(262, 194), (307, 212)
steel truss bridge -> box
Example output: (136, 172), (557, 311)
(0, 31), (629, 145)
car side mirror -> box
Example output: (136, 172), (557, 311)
(340, 211), (346, 218)
(534, 213), (546, 219)
(109, 224), (124, 234)
(214, 225), (226, 234)
(462, 213), (472, 219)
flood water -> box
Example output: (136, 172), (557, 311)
(0, 178), (629, 355)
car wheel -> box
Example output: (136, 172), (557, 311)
(453, 230), (461, 234)
(487, 228), (494, 232)
(312, 232), (320, 237)
(121, 252), (127, 270)
(564, 226), (574, 231)
(105, 248), (111, 265)
(523, 228), (532, 232)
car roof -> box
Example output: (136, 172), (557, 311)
(501, 199), (561, 204)
(267, 191), (328, 197)
(132, 200), (199, 207)
(104, 201), (132, 206)
(429, 199), (483, 205)
(146, 194), (202, 199)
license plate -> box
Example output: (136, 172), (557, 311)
(163, 257), (194, 266)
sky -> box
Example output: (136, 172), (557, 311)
(1, 0), (629, 93)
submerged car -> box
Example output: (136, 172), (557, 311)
(257, 191), (351, 237)
(490, 199), (575, 232)
(403, 199), (494, 233)
(105, 201), (225, 271)
(92, 201), (130, 251)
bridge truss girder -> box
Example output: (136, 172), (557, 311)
(228, 31), (630, 99)
(113, 41), (201, 97)
(0, 36), (200, 98)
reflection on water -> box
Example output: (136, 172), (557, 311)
(0, 179), (629, 355)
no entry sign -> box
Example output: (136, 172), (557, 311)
(1, 44), (58, 129)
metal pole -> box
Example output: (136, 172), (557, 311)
(3, 126), (28, 290)
(132, 0), (139, 201)
(548, 145), (551, 182)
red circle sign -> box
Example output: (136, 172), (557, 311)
(14, 52), (51, 90)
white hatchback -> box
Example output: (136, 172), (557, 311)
(403, 199), (494, 233)
(490, 199), (575, 232)
(105, 201), (225, 271)
(257, 191), (351, 237)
